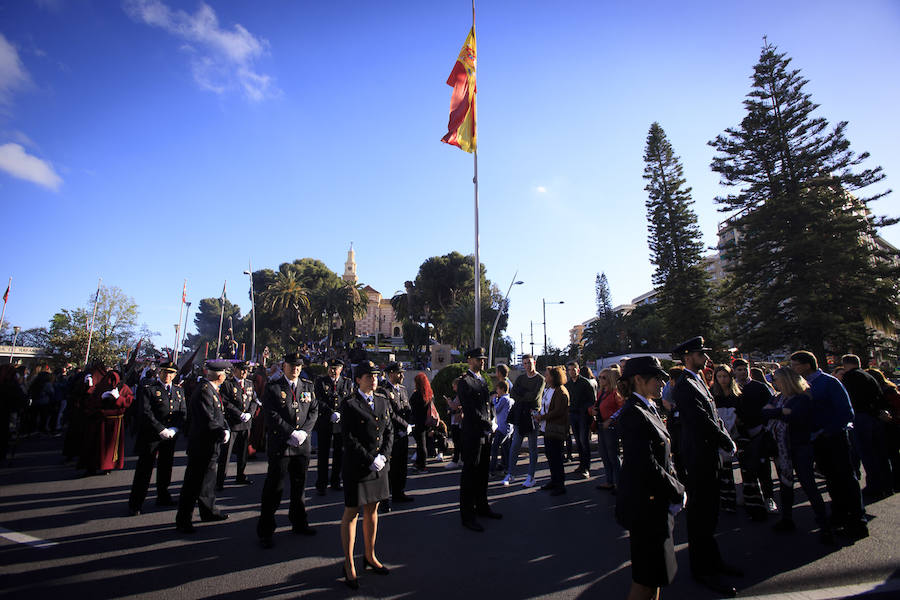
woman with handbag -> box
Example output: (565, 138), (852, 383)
(536, 366), (569, 496)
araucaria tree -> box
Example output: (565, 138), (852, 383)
(643, 122), (713, 345)
(709, 42), (899, 360)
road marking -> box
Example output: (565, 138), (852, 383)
(0, 526), (58, 549)
(738, 579), (900, 600)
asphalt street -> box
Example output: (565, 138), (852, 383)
(1, 434), (898, 600)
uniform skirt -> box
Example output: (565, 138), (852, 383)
(344, 466), (390, 507)
(629, 511), (677, 587)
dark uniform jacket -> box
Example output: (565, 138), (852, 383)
(378, 381), (411, 439)
(187, 378), (228, 444)
(264, 375), (317, 457)
(314, 375), (354, 432)
(673, 371), (733, 477)
(616, 394), (684, 533)
(219, 377), (257, 432)
(136, 378), (186, 447)
(458, 370), (494, 441)
(341, 390), (393, 484)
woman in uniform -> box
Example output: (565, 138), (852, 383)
(338, 360), (393, 589)
(615, 356), (685, 600)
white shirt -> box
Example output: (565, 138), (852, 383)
(539, 386), (554, 432)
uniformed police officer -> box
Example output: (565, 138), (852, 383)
(216, 361), (258, 489)
(314, 358), (353, 495)
(128, 361), (186, 515)
(378, 361), (415, 511)
(458, 347), (501, 532)
(257, 353), (319, 548)
(672, 336), (741, 597)
(175, 359), (231, 534)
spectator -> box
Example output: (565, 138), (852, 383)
(594, 367), (623, 492)
(489, 380), (514, 476)
(536, 366), (569, 496)
(504, 354), (545, 488)
(444, 377), (463, 469)
(711, 365), (741, 514)
(866, 368), (900, 493)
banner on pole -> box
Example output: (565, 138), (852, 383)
(441, 27), (477, 153)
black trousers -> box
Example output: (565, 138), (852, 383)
(685, 466), (723, 576)
(814, 430), (866, 528)
(216, 429), (249, 486)
(413, 426), (427, 469)
(129, 437), (177, 510)
(315, 426), (343, 490)
(459, 434), (491, 521)
(389, 435), (409, 498)
(544, 435), (565, 489)
(176, 439), (221, 525)
(450, 424), (462, 462)
(257, 454), (310, 539)
(570, 412), (591, 472)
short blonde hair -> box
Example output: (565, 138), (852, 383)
(773, 366), (810, 397)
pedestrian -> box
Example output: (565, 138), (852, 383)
(128, 360), (185, 515)
(594, 367), (623, 492)
(338, 361), (393, 589)
(409, 372), (433, 472)
(378, 361), (414, 510)
(790, 351), (868, 540)
(565, 361), (594, 479)
(257, 353), (319, 548)
(537, 366), (570, 496)
(489, 380), (514, 476)
(216, 361), (257, 490)
(865, 368), (900, 493)
(672, 336), (741, 597)
(314, 358), (353, 495)
(615, 356), (685, 600)
(504, 354), (544, 488)
(711, 365), (741, 514)
(175, 360), (231, 533)
(458, 347), (502, 532)
(444, 377), (463, 469)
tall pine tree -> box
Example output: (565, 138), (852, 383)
(709, 42), (899, 361)
(643, 122), (713, 345)
(595, 272), (613, 318)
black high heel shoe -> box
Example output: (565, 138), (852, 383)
(363, 557), (390, 575)
(340, 563), (359, 589)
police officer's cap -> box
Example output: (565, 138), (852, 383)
(158, 361), (178, 373)
(355, 360), (381, 378)
(205, 359), (232, 372)
(621, 356), (669, 382)
(282, 353), (305, 366)
(465, 347), (488, 360)
(384, 361), (404, 373)
(671, 336), (712, 358)
(326, 358), (345, 368)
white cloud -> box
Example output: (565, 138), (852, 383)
(535, 185), (547, 193)
(0, 34), (32, 107)
(124, 0), (276, 101)
(0, 143), (62, 190)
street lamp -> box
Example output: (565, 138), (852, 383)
(243, 261), (256, 363)
(9, 325), (20, 363)
(542, 298), (564, 356)
(488, 274), (523, 368)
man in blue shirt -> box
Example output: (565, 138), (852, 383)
(790, 351), (868, 540)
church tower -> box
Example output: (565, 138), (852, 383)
(343, 243), (358, 283)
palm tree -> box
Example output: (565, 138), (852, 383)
(337, 281), (368, 342)
(260, 266), (310, 351)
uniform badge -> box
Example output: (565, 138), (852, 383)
(300, 391), (312, 403)
(156, 391), (161, 396)
(281, 391), (287, 399)
(292, 401), (299, 409)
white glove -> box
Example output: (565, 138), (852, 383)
(102, 388), (120, 400)
(669, 491), (687, 515)
(490, 418), (498, 433)
(296, 429), (308, 446)
(370, 454), (386, 471)
(170, 427), (179, 435)
(84, 374), (93, 386)
(406, 423), (413, 436)
(223, 430), (231, 444)
(288, 429), (304, 447)
(240, 412), (252, 423)
(330, 411), (341, 424)
(159, 428), (175, 440)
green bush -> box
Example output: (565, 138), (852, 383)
(430, 362), (495, 422)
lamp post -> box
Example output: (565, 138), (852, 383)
(243, 262), (256, 363)
(488, 274), (523, 368)
(542, 298), (564, 356)
(9, 325), (20, 363)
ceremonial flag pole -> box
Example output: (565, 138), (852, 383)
(0, 277), (10, 336)
(216, 280), (227, 357)
(84, 278), (102, 367)
(441, 1), (480, 345)
(174, 279), (186, 363)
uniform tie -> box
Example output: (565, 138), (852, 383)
(166, 385), (171, 395)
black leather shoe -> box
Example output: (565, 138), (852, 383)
(462, 519), (484, 532)
(156, 496), (176, 507)
(340, 563), (359, 590)
(695, 574), (737, 597)
(292, 524), (316, 536)
(175, 522), (196, 534)
(718, 562), (744, 577)
(259, 537), (274, 549)
(477, 510), (503, 520)
(128, 507), (141, 516)
(363, 557), (390, 575)
(235, 477), (253, 485)
(200, 512), (228, 522)
(379, 501), (392, 513)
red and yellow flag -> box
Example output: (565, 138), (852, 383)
(441, 27), (477, 153)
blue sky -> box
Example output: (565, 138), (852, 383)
(1, 0), (898, 355)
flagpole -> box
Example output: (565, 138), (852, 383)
(0, 277), (10, 336)
(216, 280), (227, 357)
(180, 301), (192, 365)
(471, 0), (481, 348)
(84, 278), (102, 368)
(174, 279), (186, 363)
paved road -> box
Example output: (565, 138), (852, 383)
(1, 434), (899, 599)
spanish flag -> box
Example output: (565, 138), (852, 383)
(441, 27), (477, 153)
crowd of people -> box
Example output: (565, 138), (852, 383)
(2, 335), (899, 597)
